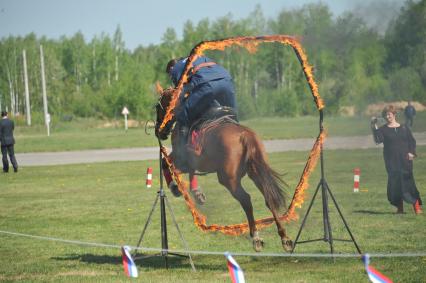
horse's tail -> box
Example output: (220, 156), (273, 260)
(241, 128), (287, 211)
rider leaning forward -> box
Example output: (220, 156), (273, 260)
(166, 56), (237, 169)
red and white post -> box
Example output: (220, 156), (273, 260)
(353, 168), (360, 193)
(146, 167), (153, 188)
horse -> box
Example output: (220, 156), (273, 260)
(155, 87), (293, 252)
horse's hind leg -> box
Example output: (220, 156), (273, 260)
(217, 172), (263, 252)
(250, 178), (293, 252)
(269, 207), (293, 252)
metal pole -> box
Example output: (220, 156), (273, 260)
(22, 49), (31, 126)
(157, 141), (168, 267)
(40, 45), (49, 136)
(124, 114), (128, 131)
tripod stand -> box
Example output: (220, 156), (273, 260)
(133, 139), (196, 271)
(291, 110), (362, 255)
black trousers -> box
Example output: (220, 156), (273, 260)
(1, 144), (18, 172)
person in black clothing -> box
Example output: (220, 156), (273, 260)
(371, 105), (422, 214)
(404, 101), (416, 128)
(0, 111), (18, 173)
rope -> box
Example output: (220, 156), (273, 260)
(1, 230), (425, 258)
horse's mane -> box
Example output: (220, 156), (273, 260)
(155, 87), (176, 140)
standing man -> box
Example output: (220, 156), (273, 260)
(0, 111), (18, 173)
(404, 101), (416, 128)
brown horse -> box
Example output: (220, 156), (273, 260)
(155, 87), (293, 252)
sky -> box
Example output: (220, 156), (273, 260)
(0, 0), (406, 51)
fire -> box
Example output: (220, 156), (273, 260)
(159, 35), (325, 132)
(158, 35), (326, 236)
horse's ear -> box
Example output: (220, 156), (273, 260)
(155, 81), (163, 95)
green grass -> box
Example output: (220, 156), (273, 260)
(1, 146), (425, 282)
(14, 117), (163, 153)
(242, 111), (426, 140)
(13, 112), (426, 153)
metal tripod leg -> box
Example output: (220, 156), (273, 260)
(132, 139), (196, 271)
(164, 195), (196, 271)
(291, 180), (322, 252)
(133, 189), (196, 271)
(291, 108), (361, 255)
(321, 179), (334, 255)
(324, 181), (362, 254)
(291, 178), (362, 254)
(133, 192), (160, 258)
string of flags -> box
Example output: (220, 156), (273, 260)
(120, 249), (395, 282)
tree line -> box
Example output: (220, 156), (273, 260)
(0, 1), (424, 123)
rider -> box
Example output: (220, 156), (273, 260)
(163, 56), (237, 201)
(166, 56), (237, 170)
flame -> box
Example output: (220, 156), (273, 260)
(158, 35), (326, 236)
(159, 35), (325, 132)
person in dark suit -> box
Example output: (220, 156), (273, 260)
(404, 101), (416, 128)
(0, 111), (18, 173)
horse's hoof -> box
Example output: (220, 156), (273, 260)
(191, 189), (206, 205)
(252, 233), (264, 252)
(169, 181), (182, 197)
(282, 238), (293, 252)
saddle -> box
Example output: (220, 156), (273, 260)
(187, 106), (238, 155)
(193, 105), (238, 130)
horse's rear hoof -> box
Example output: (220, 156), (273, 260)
(282, 238), (293, 252)
(252, 233), (264, 252)
(191, 189), (206, 205)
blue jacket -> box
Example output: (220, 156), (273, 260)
(170, 56), (231, 88)
(170, 56), (236, 126)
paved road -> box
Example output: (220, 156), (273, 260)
(16, 132), (426, 166)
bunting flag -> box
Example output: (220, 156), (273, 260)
(362, 254), (393, 283)
(121, 246), (138, 278)
(225, 252), (245, 283)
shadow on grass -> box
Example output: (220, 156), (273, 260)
(52, 253), (225, 270)
(52, 254), (121, 265)
(353, 210), (395, 215)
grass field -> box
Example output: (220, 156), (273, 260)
(1, 145), (425, 282)
(13, 111), (426, 153)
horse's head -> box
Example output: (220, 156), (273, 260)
(155, 84), (176, 140)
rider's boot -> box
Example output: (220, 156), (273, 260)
(174, 125), (190, 171)
(162, 157), (181, 197)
